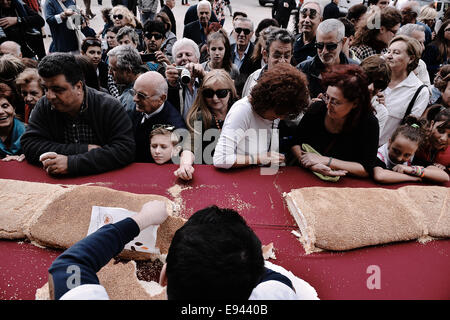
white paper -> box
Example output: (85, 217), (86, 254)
(87, 206), (160, 254)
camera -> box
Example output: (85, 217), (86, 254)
(141, 53), (157, 63)
(176, 67), (191, 84)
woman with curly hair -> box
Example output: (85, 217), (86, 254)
(422, 19), (450, 83)
(213, 63), (310, 169)
(291, 64), (380, 178)
(350, 6), (402, 61)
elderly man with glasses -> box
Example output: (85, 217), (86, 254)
(129, 71), (186, 163)
(293, 0), (323, 64)
(297, 18), (358, 99)
(231, 17), (258, 97)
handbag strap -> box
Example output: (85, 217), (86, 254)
(401, 84), (427, 124)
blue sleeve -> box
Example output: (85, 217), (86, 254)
(48, 217), (140, 299)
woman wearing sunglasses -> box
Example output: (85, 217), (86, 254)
(185, 70), (237, 162)
(201, 30), (240, 81)
(291, 64), (379, 179)
(213, 64), (309, 170)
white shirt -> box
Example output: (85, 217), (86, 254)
(379, 72), (430, 145)
(213, 97), (280, 169)
(371, 96), (388, 146)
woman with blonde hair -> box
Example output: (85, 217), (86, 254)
(380, 35), (430, 146)
(417, 5), (437, 30)
(110, 5), (138, 29)
(174, 69), (237, 180)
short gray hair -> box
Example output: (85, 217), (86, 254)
(300, 0), (324, 16)
(116, 26), (139, 45)
(172, 38), (200, 61)
(397, 23), (425, 37)
(108, 45), (143, 75)
(265, 28), (294, 53)
(197, 0), (211, 12)
(235, 17), (254, 31)
(317, 19), (345, 41)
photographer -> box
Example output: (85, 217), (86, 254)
(165, 37), (206, 121)
(141, 20), (170, 77)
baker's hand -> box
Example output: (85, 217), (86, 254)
(2, 154), (25, 162)
(40, 153), (69, 175)
(300, 152), (327, 168)
(133, 200), (168, 231)
(310, 163), (347, 177)
(174, 163), (195, 181)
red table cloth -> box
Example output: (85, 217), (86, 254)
(0, 161), (449, 300)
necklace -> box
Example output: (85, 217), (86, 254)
(212, 114), (223, 130)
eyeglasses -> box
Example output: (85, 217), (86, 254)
(315, 41), (339, 51)
(130, 89), (151, 100)
(152, 124), (175, 131)
(113, 14), (124, 20)
(203, 88), (230, 98)
(300, 8), (318, 19)
(84, 39), (101, 46)
(322, 93), (342, 107)
(235, 27), (251, 35)
(145, 32), (164, 40)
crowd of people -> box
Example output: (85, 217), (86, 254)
(1, 0), (449, 184)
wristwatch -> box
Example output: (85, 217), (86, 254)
(17, 17), (22, 24)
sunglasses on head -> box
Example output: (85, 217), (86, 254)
(152, 124), (175, 131)
(235, 27), (251, 35)
(301, 8), (318, 19)
(145, 32), (164, 40)
(203, 88), (230, 98)
(315, 41), (339, 51)
(84, 39), (101, 46)
(113, 14), (124, 20)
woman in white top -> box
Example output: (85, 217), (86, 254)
(213, 63), (310, 169)
(379, 35), (430, 146)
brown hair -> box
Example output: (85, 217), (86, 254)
(353, 6), (402, 50)
(150, 127), (179, 145)
(187, 69), (237, 132)
(433, 64), (450, 92)
(15, 68), (43, 92)
(250, 63), (309, 119)
(391, 115), (427, 145)
(360, 54), (392, 92)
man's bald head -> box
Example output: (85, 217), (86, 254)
(133, 71), (168, 114)
(0, 41), (22, 58)
(136, 71), (168, 97)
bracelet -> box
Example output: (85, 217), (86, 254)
(327, 157), (333, 167)
(411, 166), (425, 177)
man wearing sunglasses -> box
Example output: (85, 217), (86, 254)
(297, 18), (358, 99)
(293, 0), (323, 64)
(183, 0), (212, 47)
(142, 20), (170, 76)
(231, 17), (258, 97)
(272, 0), (297, 29)
(129, 71), (186, 163)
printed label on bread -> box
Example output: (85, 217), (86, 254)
(284, 186), (449, 253)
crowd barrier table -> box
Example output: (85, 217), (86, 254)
(0, 161), (449, 300)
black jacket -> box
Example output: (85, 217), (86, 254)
(231, 42), (259, 97)
(21, 86), (136, 175)
(323, 1), (344, 20)
(160, 5), (176, 35)
(183, 20), (210, 46)
(297, 53), (359, 99)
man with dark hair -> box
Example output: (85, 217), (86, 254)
(48, 202), (303, 300)
(20, 53), (135, 176)
(142, 20), (170, 76)
(323, 0), (344, 21)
